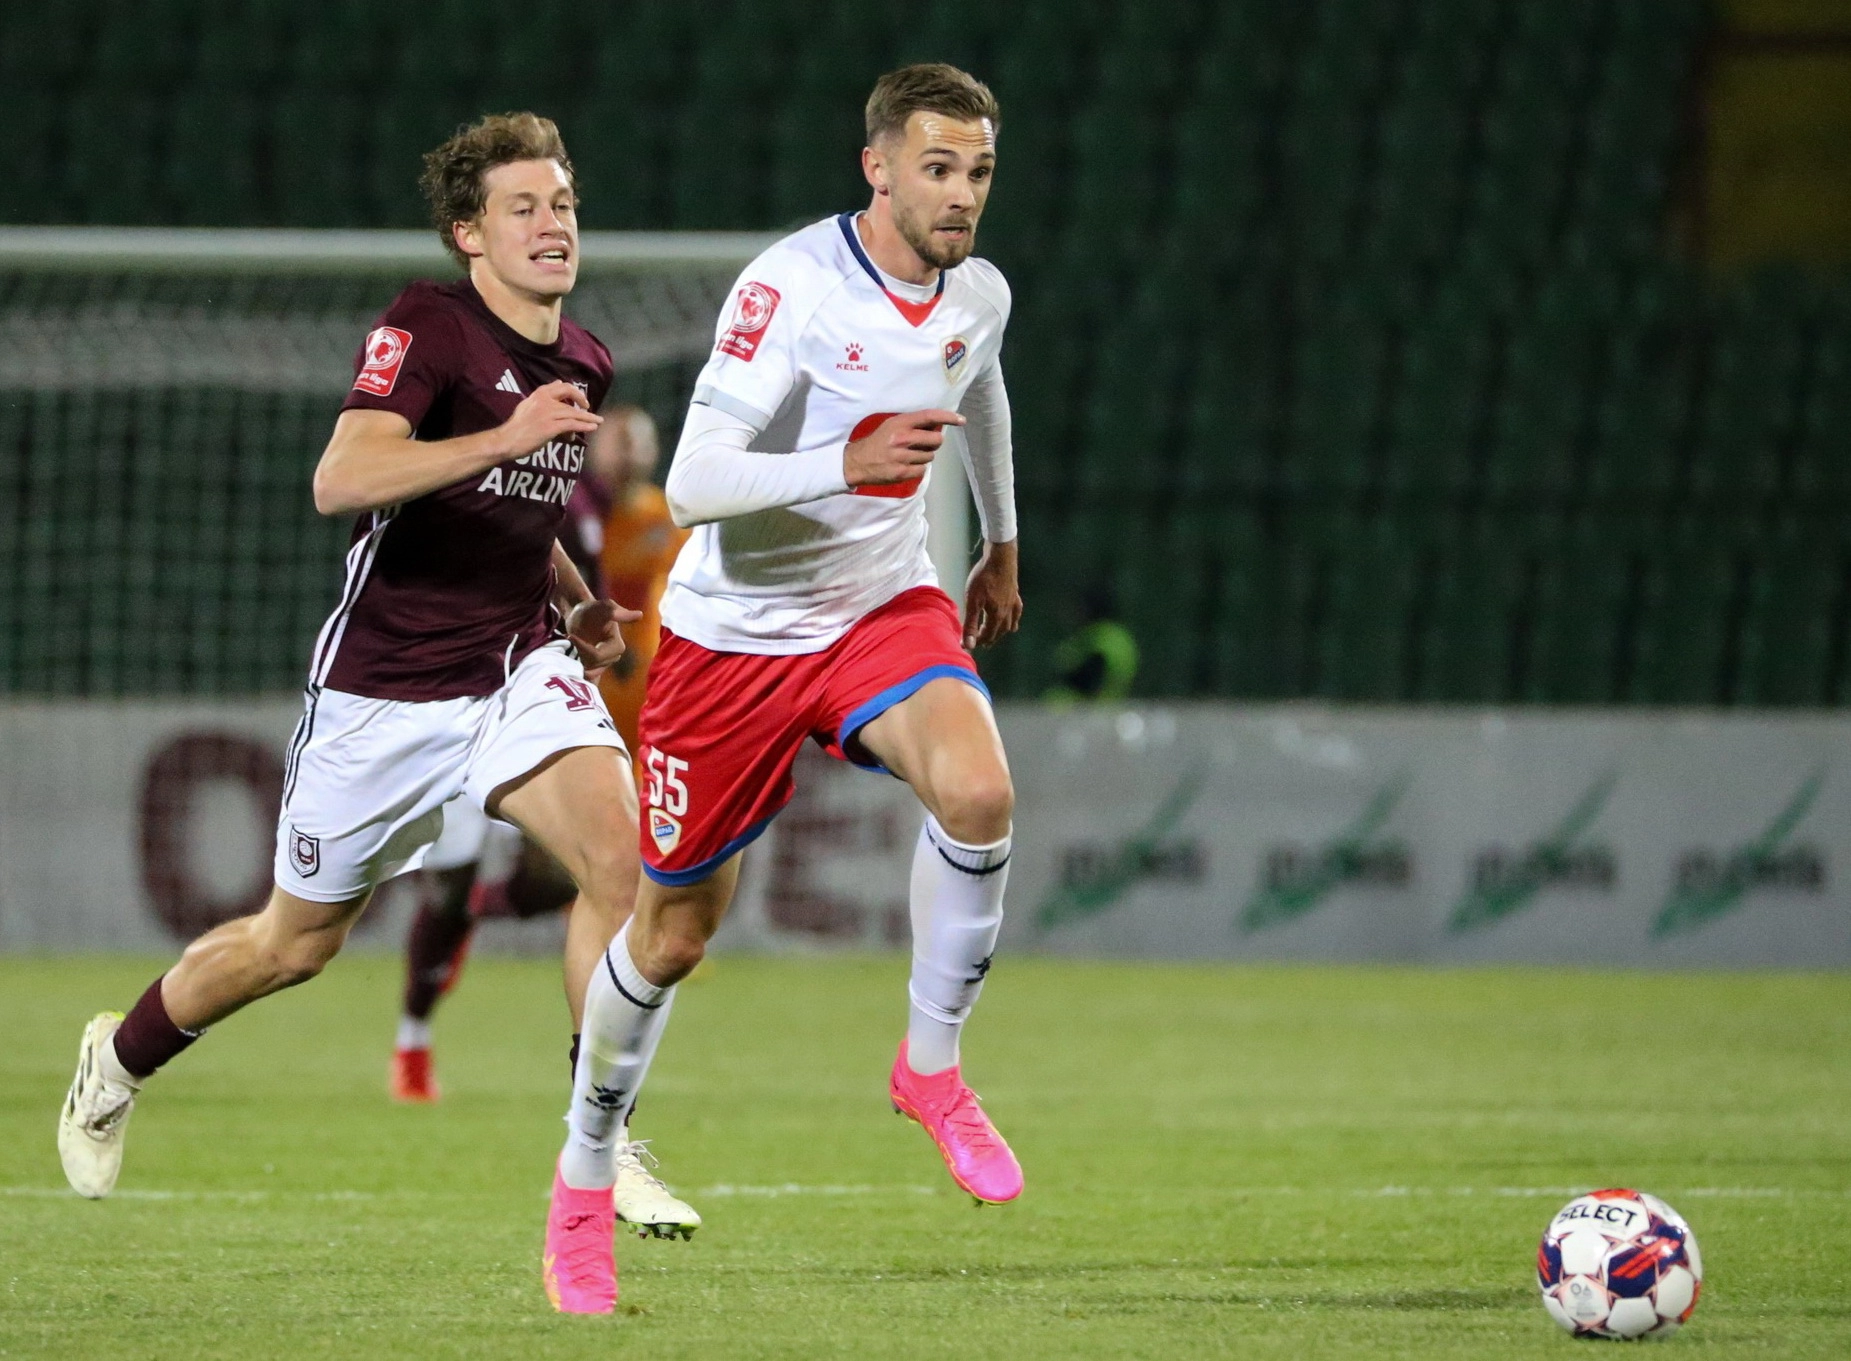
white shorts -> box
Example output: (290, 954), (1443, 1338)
(274, 641), (623, 902)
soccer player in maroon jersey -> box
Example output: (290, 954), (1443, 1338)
(58, 113), (648, 1311)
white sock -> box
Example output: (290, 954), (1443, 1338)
(559, 923), (674, 1190)
(396, 1016), (432, 1051)
(906, 815), (1010, 1076)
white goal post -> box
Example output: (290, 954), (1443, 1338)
(0, 226), (972, 598)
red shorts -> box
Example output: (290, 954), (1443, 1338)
(636, 586), (987, 885)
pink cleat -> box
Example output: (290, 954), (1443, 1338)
(543, 1164), (617, 1314)
(889, 1039), (1023, 1205)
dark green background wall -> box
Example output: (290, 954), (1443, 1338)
(5, 0), (1850, 703)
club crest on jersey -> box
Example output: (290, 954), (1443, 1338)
(649, 810), (682, 855)
(717, 281), (781, 361)
(354, 326), (412, 396)
(289, 827), (321, 877)
(943, 335), (970, 375)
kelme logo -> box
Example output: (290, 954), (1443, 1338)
(1035, 763), (1209, 931)
(1239, 777), (1412, 933)
(1448, 774), (1618, 933)
(1653, 768), (1827, 937)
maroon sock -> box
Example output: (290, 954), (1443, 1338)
(403, 900), (475, 1022)
(112, 977), (200, 1079)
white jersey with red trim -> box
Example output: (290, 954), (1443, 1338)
(661, 213), (1012, 655)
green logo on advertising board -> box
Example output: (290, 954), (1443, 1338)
(1034, 762), (1210, 931)
(1238, 777), (1412, 933)
(1653, 769), (1827, 938)
(1447, 774), (1618, 933)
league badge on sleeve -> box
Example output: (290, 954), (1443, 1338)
(717, 282), (781, 361)
(943, 335), (970, 375)
(353, 326), (413, 396)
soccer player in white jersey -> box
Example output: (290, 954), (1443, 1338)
(548, 64), (1025, 1251)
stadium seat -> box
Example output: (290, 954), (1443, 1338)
(1384, 287), (1490, 504)
(1483, 284), (1604, 505)
(1583, 341), (1689, 509)
(281, 0), (380, 86)
(1077, 301), (1190, 500)
(990, 2), (1086, 107)
(1736, 515), (1840, 706)
(1168, 102), (1265, 251)
(1415, 511), (1530, 703)
(389, 2), (490, 91)
(1179, 335), (1274, 501)
(1119, 508), (1213, 697)
(62, 87), (165, 224)
(1313, 509), (1426, 701)
(1627, 514), (1743, 705)
(1068, 101), (1165, 256)
(165, 88), (262, 225)
(272, 88), (366, 228)
(1790, 332), (1851, 501)
(191, 0), (287, 91)
(88, 0), (194, 89)
(367, 94), (474, 227)
(1364, 91), (1467, 269)
(1285, 301), (1387, 499)
(1525, 511), (1646, 704)
(1203, 505), (1277, 697)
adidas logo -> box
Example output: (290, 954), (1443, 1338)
(495, 370), (522, 395)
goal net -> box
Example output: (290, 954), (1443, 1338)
(0, 227), (773, 697)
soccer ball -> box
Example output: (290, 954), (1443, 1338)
(1536, 1189), (1703, 1339)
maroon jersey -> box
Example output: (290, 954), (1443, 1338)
(560, 474), (614, 600)
(308, 279), (612, 701)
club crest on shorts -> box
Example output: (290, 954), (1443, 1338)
(649, 810), (682, 856)
(717, 281), (781, 361)
(289, 826), (321, 877)
(353, 326), (412, 396)
(943, 335), (970, 375)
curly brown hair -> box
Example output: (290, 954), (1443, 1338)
(419, 112), (576, 267)
(864, 64), (1001, 147)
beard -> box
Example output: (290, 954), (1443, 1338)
(894, 199), (977, 271)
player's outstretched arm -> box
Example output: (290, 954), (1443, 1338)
(313, 382), (601, 516)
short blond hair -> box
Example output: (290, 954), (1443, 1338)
(420, 112), (576, 267)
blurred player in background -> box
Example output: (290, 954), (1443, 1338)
(590, 405), (689, 748)
(387, 401), (698, 1249)
(55, 113), (663, 1314)
(549, 64), (1024, 1282)
(389, 404), (685, 1104)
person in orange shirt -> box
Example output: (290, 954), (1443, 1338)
(387, 406), (685, 1115)
(585, 404), (688, 754)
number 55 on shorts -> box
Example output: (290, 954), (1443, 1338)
(642, 747), (689, 855)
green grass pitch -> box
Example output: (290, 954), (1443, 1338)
(2, 954), (1847, 1358)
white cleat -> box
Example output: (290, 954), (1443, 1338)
(613, 1130), (701, 1241)
(58, 1012), (141, 1199)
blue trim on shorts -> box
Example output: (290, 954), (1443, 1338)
(642, 812), (778, 887)
(837, 664), (992, 774)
